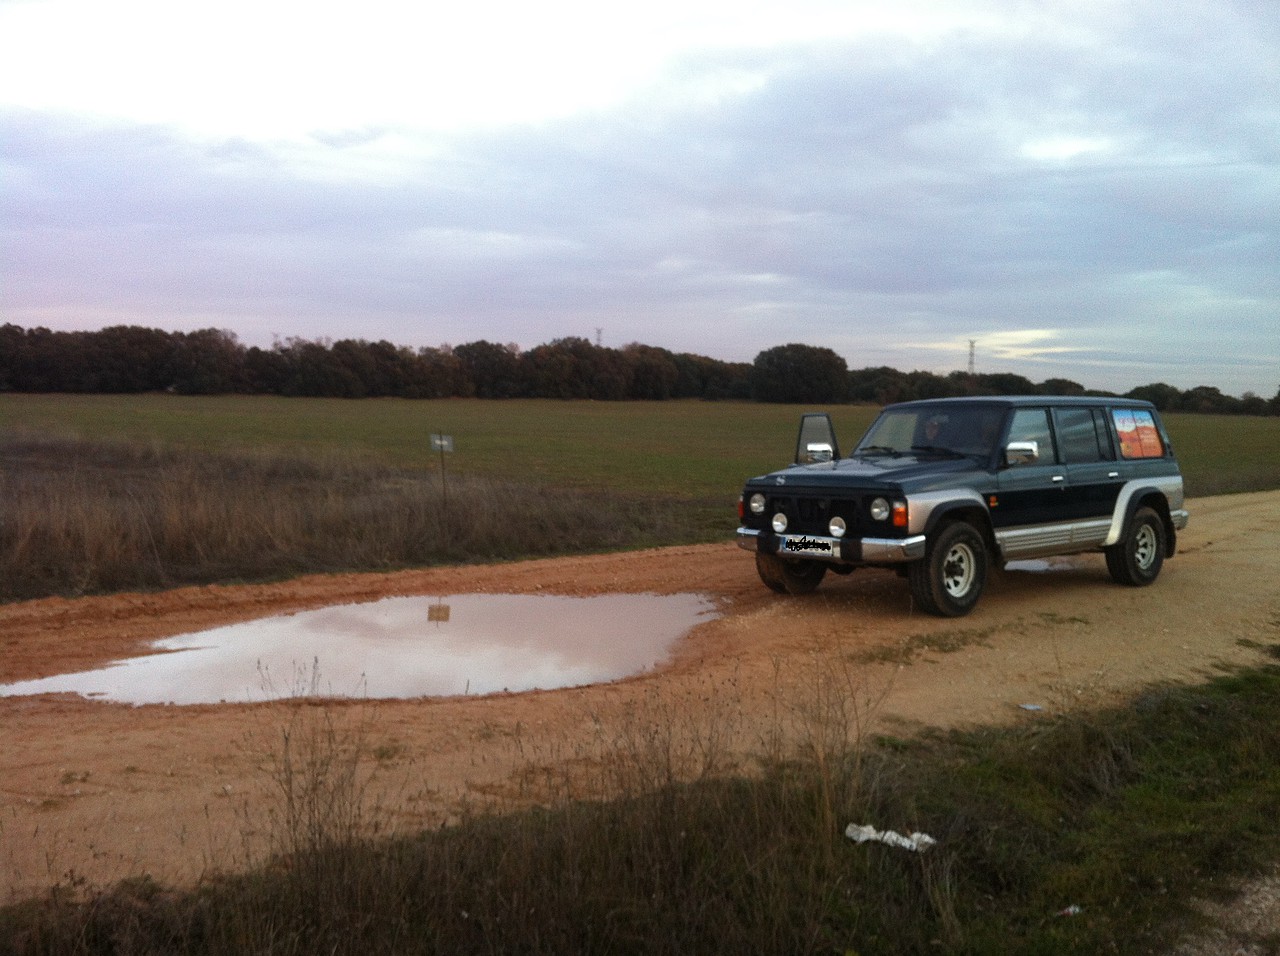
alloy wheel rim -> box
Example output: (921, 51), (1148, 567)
(942, 543), (975, 596)
(1134, 524), (1157, 570)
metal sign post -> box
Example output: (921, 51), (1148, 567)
(430, 433), (454, 506)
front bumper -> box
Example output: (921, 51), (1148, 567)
(736, 527), (926, 564)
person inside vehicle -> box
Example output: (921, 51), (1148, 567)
(922, 414), (946, 444)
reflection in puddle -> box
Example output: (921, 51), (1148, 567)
(0, 593), (717, 706)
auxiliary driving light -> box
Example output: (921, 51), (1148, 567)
(828, 516), (847, 538)
(771, 513), (788, 533)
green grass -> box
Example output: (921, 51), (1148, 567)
(0, 394), (874, 498)
(3, 393), (1275, 501)
(1162, 412), (1280, 496)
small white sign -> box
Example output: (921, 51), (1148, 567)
(430, 434), (454, 453)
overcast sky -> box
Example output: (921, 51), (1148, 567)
(2, 0), (1277, 395)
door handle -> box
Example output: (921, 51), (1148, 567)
(1052, 475), (1065, 483)
(1108, 472), (1120, 479)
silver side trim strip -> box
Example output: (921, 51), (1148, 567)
(995, 518), (1115, 560)
(996, 522), (1074, 559)
(1072, 518), (1112, 547)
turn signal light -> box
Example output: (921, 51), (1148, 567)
(892, 500), (908, 528)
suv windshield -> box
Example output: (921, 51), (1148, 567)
(854, 405), (1005, 459)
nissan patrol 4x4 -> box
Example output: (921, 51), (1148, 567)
(736, 396), (1189, 616)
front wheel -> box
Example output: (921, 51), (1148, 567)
(1105, 506), (1165, 586)
(909, 522), (988, 617)
(755, 552), (828, 595)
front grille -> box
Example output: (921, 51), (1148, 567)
(774, 495), (843, 534)
(744, 487), (904, 540)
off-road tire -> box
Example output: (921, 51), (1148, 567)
(1105, 506), (1166, 586)
(755, 552), (828, 595)
(755, 552), (787, 593)
(909, 521), (988, 617)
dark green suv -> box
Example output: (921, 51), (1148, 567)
(736, 396), (1189, 617)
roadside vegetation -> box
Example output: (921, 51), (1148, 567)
(2, 396), (1278, 602)
(6, 652), (1280, 954)
(0, 435), (706, 603)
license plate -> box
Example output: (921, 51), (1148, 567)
(779, 534), (837, 558)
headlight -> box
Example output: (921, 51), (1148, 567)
(771, 513), (788, 533)
(749, 493), (766, 515)
(828, 516), (847, 538)
(869, 497), (890, 522)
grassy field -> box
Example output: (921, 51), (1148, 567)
(0, 393), (879, 499)
(3, 393), (1277, 499)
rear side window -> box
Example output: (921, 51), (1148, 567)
(1054, 407), (1113, 464)
(1113, 409), (1166, 459)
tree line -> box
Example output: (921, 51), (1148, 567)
(0, 325), (750, 401)
(1, 324), (1276, 415)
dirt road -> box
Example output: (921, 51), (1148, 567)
(2, 490), (1278, 903)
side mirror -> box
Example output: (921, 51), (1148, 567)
(1005, 440), (1039, 466)
(795, 413), (839, 465)
(804, 442), (834, 464)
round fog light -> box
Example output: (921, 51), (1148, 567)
(771, 513), (788, 533)
(869, 497), (890, 522)
(828, 516), (847, 538)
(749, 493), (766, 515)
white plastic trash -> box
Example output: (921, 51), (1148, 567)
(845, 823), (937, 852)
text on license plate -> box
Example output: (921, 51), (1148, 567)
(780, 535), (836, 558)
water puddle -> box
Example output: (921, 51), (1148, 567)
(1004, 557), (1080, 573)
(0, 593), (717, 706)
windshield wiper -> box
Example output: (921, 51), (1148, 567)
(910, 445), (966, 458)
(855, 445), (901, 456)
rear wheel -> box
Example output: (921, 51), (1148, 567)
(755, 552), (828, 595)
(909, 522), (988, 617)
(1105, 506), (1165, 586)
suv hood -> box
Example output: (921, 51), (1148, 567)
(748, 454), (986, 490)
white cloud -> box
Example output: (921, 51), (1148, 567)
(1020, 135), (1115, 162)
(1, 0), (1277, 396)
(0, 0), (1058, 139)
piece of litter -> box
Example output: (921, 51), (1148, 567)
(1019, 703), (1043, 711)
(1058, 904), (1082, 917)
(845, 823), (936, 853)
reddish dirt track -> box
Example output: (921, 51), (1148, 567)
(2, 490), (1278, 903)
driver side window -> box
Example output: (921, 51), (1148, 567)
(1006, 408), (1057, 465)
